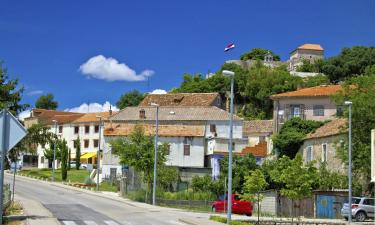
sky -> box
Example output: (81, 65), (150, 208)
(1, 0), (375, 114)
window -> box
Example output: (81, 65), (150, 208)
(210, 124), (216, 133)
(306, 146), (313, 162)
(94, 125), (99, 133)
(336, 105), (344, 116)
(259, 136), (266, 142)
(166, 144), (170, 155)
(363, 199), (375, 206)
(85, 125), (90, 134)
(184, 144), (190, 156)
(93, 139), (99, 148)
(84, 140), (89, 148)
(291, 105), (301, 118)
(139, 109), (146, 119)
(58, 126), (63, 133)
(41, 156), (44, 164)
(72, 141), (76, 149)
(313, 105), (325, 116)
(74, 126), (79, 134)
(322, 144), (328, 162)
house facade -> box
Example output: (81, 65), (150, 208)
(299, 118), (347, 173)
(102, 106), (248, 181)
(289, 44), (324, 71)
(271, 85), (343, 132)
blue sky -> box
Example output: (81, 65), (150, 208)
(1, 0), (375, 112)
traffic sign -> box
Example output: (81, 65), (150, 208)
(0, 110), (27, 152)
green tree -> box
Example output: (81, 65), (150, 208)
(302, 74), (330, 88)
(110, 125), (169, 200)
(240, 48), (281, 61)
(0, 62), (29, 115)
(60, 139), (69, 180)
(273, 118), (324, 158)
(75, 137), (81, 170)
(318, 162), (348, 190)
(242, 169), (268, 221)
(44, 140), (61, 168)
(116, 90), (145, 109)
(157, 166), (179, 191)
(333, 70), (375, 192)
(35, 93), (58, 110)
(219, 153), (258, 193)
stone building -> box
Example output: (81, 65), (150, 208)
(289, 43), (324, 71)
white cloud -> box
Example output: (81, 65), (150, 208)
(150, 89), (167, 94)
(79, 55), (154, 82)
(18, 110), (31, 121)
(26, 90), (43, 96)
(65, 101), (119, 113)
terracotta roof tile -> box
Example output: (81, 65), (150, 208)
(243, 120), (273, 136)
(297, 44), (324, 51)
(305, 118), (347, 140)
(72, 112), (113, 123)
(271, 85), (342, 99)
(26, 108), (83, 125)
(104, 123), (205, 137)
(139, 93), (220, 107)
(110, 106), (242, 121)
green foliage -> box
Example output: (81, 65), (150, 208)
(75, 137), (81, 170)
(242, 169), (267, 201)
(297, 59), (324, 73)
(273, 118), (324, 158)
(321, 46), (375, 82)
(116, 90), (145, 109)
(270, 155), (319, 200)
(84, 176), (95, 185)
(332, 71), (375, 191)
(157, 166), (179, 191)
(110, 125), (169, 190)
(159, 190), (216, 201)
(220, 153), (258, 193)
(191, 175), (212, 192)
(60, 139), (69, 181)
(209, 216), (253, 225)
(68, 149), (71, 170)
(240, 48), (281, 61)
(0, 62), (29, 115)
(302, 74), (330, 88)
(317, 162), (348, 190)
(35, 93), (58, 110)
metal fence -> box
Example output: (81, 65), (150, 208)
(253, 221), (348, 225)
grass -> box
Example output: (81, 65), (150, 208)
(4, 201), (23, 216)
(18, 168), (89, 183)
(99, 182), (118, 192)
(210, 216), (253, 225)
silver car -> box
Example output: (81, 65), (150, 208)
(341, 197), (375, 222)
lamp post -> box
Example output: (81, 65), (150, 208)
(52, 120), (58, 182)
(222, 70), (235, 224)
(344, 101), (353, 224)
(96, 115), (102, 191)
(151, 102), (159, 205)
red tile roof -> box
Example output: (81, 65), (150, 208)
(139, 93), (220, 107)
(297, 44), (324, 51)
(271, 85), (342, 99)
(305, 118), (347, 140)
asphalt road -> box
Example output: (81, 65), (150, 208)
(4, 173), (210, 225)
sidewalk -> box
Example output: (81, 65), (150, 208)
(15, 194), (60, 225)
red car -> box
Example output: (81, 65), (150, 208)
(212, 194), (253, 216)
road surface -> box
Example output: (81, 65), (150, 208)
(5, 173), (210, 225)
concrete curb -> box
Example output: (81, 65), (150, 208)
(179, 218), (223, 225)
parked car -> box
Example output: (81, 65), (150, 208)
(70, 161), (87, 169)
(341, 197), (375, 222)
(212, 194), (253, 216)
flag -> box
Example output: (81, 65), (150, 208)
(224, 43), (235, 52)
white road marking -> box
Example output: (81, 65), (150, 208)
(84, 221), (98, 225)
(63, 221), (77, 225)
(104, 221), (121, 225)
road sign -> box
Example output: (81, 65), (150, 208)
(0, 110), (27, 152)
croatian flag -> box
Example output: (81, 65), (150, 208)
(224, 43), (235, 52)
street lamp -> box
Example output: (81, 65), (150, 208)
(96, 115), (102, 191)
(150, 102), (159, 205)
(344, 101), (353, 224)
(222, 70), (235, 224)
(52, 120), (58, 182)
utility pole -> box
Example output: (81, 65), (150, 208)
(52, 120), (58, 181)
(151, 103), (159, 205)
(96, 116), (102, 191)
(344, 101), (353, 224)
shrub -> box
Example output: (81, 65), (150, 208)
(84, 176), (94, 185)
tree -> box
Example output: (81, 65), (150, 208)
(301, 74), (330, 88)
(240, 48), (281, 61)
(333, 69), (375, 192)
(116, 90), (145, 109)
(0, 62), (29, 115)
(44, 140), (61, 168)
(219, 153), (258, 193)
(317, 162), (348, 190)
(273, 118), (324, 158)
(35, 93), (58, 110)
(242, 169), (268, 223)
(110, 125), (169, 201)
(75, 137), (81, 170)
(60, 139), (69, 181)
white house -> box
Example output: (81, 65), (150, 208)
(102, 106), (248, 181)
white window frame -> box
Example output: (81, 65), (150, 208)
(321, 143), (328, 162)
(306, 146), (313, 162)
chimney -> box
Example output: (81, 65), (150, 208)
(109, 105), (113, 116)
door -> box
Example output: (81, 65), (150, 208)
(316, 195), (335, 218)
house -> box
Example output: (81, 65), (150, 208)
(299, 118), (347, 173)
(24, 108), (113, 169)
(242, 120), (274, 163)
(289, 44), (324, 71)
(139, 92), (222, 108)
(102, 106), (248, 181)
(271, 85), (343, 132)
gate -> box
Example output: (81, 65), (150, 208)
(316, 195), (335, 218)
